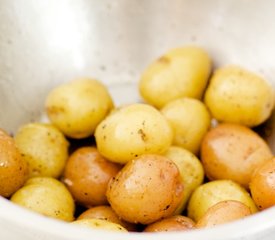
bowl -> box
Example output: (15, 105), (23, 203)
(0, 0), (274, 239)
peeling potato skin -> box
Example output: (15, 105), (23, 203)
(0, 129), (28, 197)
(250, 157), (275, 210)
(201, 123), (273, 188)
(63, 147), (121, 207)
(144, 215), (195, 232)
(196, 200), (251, 228)
(106, 154), (184, 225)
(95, 103), (173, 164)
(77, 205), (137, 231)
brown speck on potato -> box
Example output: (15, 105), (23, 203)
(138, 129), (147, 141)
(157, 56), (170, 65)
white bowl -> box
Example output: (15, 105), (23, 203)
(0, 1), (274, 239)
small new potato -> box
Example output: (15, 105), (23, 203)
(106, 154), (184, 224)
(201, 123), (273, 188)
(144, 215), (195, 232)
(71, 219), (127, 232)
(0, 129), (28, 197)
(95, 104), (173, 164)
(204, 65), (274, 127)
(139, 46), (212, 108)
(161, 98), (211, 154)
(164, 146), (204, 213)
(63, 147), (121, 207)
(77, 205), (137, 231)
(187, 180), (257, 222)
(250, 157), (275, 210)
(15, 123), (69, 178)
(11, 177), (75, 221)
(196, 200), (251, 228)
(46, 78), (114, 139)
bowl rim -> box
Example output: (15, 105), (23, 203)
(1, 196), (275, 240)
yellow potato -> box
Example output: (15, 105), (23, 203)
(161, 98), (211, 154)
(196, 200), (251, 228)
(15, 123), (69, 178)
(46, 78), (114, 139)
(95, 103), (173, 164)
(0, 129), (28, 197)
(106, 154), (184, 224)
(250, 157), (275, 210)
(144, 215), (195, 232)
(71, 219), (127, 232)
(139, 46), (212, 109)
(201, 123), (273, 188)
(204, 65), (274, 127)
(77, 205), (137, 231)
(11, 177), (75, 221)
(187, 180), (257, 222)
(164, 146), (204, 214)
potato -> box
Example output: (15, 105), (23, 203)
(187, 180), (257, 222)
(164, 146), (204, 214)
(77, 205), (137, 231)
(161, 98), (211, 154)
(63, 147), (121, 207)
(144, 215), (195, 232)
(0, 129), (28, 197)
(71, 219), (127, 232)
(201, 123), (273, 188)
(11, 177), (75, 221)
(196, 200), (251, 228)
(106, 154), (184, 224)
(15, 123), (69, 178)
(46, 78), (114, 139)
(204, 65), (274, 127)
(139, 46), (212, 108)
(95, 103), (173, 164)
(250, 157), (275, 210)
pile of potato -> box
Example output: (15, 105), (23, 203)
(0, 46), (274, 233)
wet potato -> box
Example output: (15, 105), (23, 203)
(0, 129), (28, 197)
(106, 154), (184, 224)
(201, 123), (273, 188)
(63, 147), (121, 207)
(95, 103), (173, 164)
(144, 215), (195, 232)
(77, 205), (137, 231)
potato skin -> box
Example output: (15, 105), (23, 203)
(161, 98), (211, 154)
(46, 78), (114, 139)
(63, 147), (121, 207)
(71, 219), (127, 232)
(196, 200), (251, 228)
(15, 123), (69, 179)
(187, 180), (257, 222)
(77, 205), (137, 231)
(0, 129), (28, 197)
(11, 177), (75, 221)
(201, 123), (273, 188)
(139, 46), (212, 109)
(164, 146), (204, 213)
(144, 215), (195, 232)
(106, 154), (184, 224)
(95, 104), (173, 164)
(204, 65), (274, 127)
(250, 157), (275, 210)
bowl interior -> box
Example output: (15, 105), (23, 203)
(0, 0), (275, 240)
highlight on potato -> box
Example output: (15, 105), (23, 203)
(0, 45), (274, 235)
